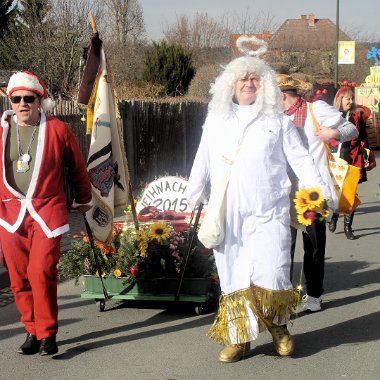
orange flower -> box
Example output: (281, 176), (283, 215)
(83, 236), (89, 243)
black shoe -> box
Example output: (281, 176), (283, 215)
(39, 336), (58, 356)
(17, 332), (40, 355)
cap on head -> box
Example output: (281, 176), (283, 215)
(7, 71), (55, 112)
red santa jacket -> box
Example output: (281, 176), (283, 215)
(0, 111), (92, 237)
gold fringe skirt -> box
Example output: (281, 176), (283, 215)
(207, 285), (301, 346)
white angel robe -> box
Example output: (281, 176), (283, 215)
(186, 103), (331, 345)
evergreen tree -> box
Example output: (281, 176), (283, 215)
(142, 41), (195, 97)
(0, 0), (18, 38)
(0, 0), (19, 67)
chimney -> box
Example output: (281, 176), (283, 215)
(301, 15), (307, 20)
(308, 13), (315, 27)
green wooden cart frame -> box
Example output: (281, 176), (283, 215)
(80, 275), (215, 314)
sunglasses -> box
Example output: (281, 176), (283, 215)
(10, 95), (37, 104)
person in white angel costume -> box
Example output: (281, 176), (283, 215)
(186, 36), (332, 363)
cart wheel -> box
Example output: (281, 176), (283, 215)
(195, 303), (204, 315)
(96, 299), (105, 312)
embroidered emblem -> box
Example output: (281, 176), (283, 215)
(89, 156), (114, 197)
(92, 205), (111, 228)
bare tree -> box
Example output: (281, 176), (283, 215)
(102, 0), (145, 44)
(47, 0), (105, 95)
(226, 8), (278, 35)
(163, 12), (230, 50)
(2, 0), (105, 95)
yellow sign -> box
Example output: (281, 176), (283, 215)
(355, 86), (380, 112)
(338, 41), (355, 64)
(365, 74), (380, 84)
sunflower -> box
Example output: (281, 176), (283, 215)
(294, 188), (310, 212)
(304, 187), (323, 208)
(321, 209), (330, 218)
(297, 210), (314, 226)
(148, 222), (171, 243)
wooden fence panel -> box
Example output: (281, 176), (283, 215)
(120, 100), (207, 189)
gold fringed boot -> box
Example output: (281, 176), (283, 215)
(218, 342), (250, 363)
(267, 324), (294, 356)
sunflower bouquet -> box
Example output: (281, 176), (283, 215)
(293, 187), (331, 226)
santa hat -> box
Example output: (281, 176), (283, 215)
(7, 71), (55, 112)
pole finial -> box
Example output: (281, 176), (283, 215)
(89, 12), (97, 34)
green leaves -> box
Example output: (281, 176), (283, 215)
(141, 41), (195, 97)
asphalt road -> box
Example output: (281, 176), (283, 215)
(0, 152), (379, 380)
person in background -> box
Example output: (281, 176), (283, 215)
(329, 86), (372, 239)
(277, 74), (358, 312)
(186, 37), (332, 364)
(0, 71), (92, 356)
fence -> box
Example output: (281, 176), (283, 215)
(0, 98), (208, 197)
(367, 112), (380, 148)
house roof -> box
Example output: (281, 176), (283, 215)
(269, 14), (351, 51)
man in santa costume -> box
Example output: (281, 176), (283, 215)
(0, 71), (92, 356)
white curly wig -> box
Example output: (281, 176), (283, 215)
(208, 36), (282, 116)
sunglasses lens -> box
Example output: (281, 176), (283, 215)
(23, 96), (36, 103)
(10, 95), (36, 104)
(10, 96), (22, 103)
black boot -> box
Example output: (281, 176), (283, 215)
(328, 213), (339, 233)
(344, 213), (356, 240)
(17, 332), (40, 355)
(39, 335), (58, 356)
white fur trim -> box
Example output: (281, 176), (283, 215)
(7, 72), (44, 96)
(41, 97), (56, 112)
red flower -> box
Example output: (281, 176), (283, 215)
(306, 211), (316, 220)
(130, 266), (139, 277)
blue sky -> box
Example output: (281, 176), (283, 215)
(140, 0), (380, 41)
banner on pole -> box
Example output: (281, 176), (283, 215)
(78, 33), (129, 243)
(338, 41), (356, 64)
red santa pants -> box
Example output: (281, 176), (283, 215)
(1, 213), (61, 340)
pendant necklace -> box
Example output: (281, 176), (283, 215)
(16, 122), (39, 173)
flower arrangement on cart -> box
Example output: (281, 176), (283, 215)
(58, 213), (218, 310)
